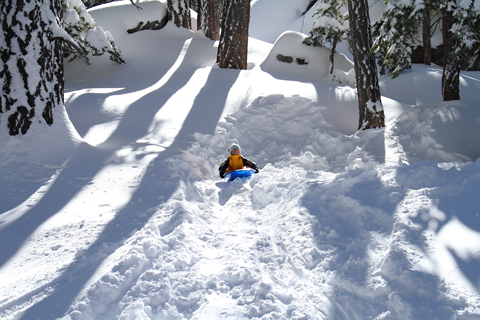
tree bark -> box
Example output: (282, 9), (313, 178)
(217, 0), (250, 69)
(330, 36), (338, 74)
(346, 0), (385, 130)
(197, 0), (202, 31)
(1, 0), (64, 135)
(442, 4), (460, 101)
(423, 7), (432, 65)
(199, 0), (220, 40)
(168, 0), (191, 29)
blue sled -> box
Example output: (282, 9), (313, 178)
(225, 169), (256, 182)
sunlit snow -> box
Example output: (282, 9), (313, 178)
(1, 0), (480, 319)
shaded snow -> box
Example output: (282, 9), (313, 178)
(1, 0), (480, 319)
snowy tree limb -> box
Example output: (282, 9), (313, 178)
(130, 0), (143, 10)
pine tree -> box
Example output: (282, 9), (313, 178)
(303, 0), (348, 74)
(372, 0), (421, 78)
(197, 0), (220, 40)
(347, 0), (385, 129)
(168, 0), (191, 29)
(217, 0), (250, 69)
(442, 1), (460, 101)
(63, 0), (125, 64)
(0, 0), (124, 136)
(197, 0), (202, 31)
(1, 0), (64, 135)
(440, 0), (480, 101)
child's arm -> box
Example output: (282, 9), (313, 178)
(218, 159), (230, 178)
(242, 158), (259, 173)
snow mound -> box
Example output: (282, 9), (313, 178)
(88, 0), (168, 31)
(260, 31), (354, 83)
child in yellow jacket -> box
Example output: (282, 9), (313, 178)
(218, 144), (259, 178)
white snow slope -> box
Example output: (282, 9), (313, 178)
(1, 0), (480, 319)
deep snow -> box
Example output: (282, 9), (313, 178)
(1, 0), (480, 319)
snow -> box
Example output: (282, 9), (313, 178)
(86, 27), (114, 50)
(260, 31), (354, 83)
(250, 0), (318, 43)
(1, 0), (480, 319)
(64, 9), (81, 26)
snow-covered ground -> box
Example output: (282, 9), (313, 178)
(1, 0), (480, 319)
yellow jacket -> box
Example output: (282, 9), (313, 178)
(224, 155), (245, 174)
(218, 154), (258, 177)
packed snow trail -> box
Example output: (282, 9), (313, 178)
(44, 154), (480, 320)
(59, 169), (346, 319)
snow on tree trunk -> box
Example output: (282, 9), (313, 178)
(217, 0), (250, 69)
(198, 0), (220, 40)
(168, 0), (191, 29)
(347, 0), (385, 130)
(0, 0), (64, 135)
(442, 4), (460, 101)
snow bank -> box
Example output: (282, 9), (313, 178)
(87, 0), (168, 33)
(0, 104), (82, 213)
(261, 31), (354, 83)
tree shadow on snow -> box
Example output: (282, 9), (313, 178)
(0, 35), (239, 319)
(299, 167), (453, 318)
(299, 160), (480, 318)
(414, 164), (480, 293)
(64, 32), (193, 138)
(0, 35), (205, 269)
(0, 33), (193, 214)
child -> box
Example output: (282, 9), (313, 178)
(218, 144), (259, 178)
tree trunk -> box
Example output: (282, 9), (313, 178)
(442, 4), (460, 101)
(197, 0), (202, 31)
(346, 0), (385, 130)
(330, 35), (338, 74)
(168, 0), (191, 29)
(217, 0), (250, 69)
(423, 7), (432, 65)
(1, 0), (64, 136)
(199, 0), (220, 40)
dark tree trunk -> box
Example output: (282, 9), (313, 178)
(423, 7), (432, 65)
(199, 0), (220, 40)
(346, 0), (385, 130)
(197, 0), (202, 31)
(0, 0), (64, 136)
(217, 0), (250, 69)
(168, 0), (191, 29)
(442, 4), (460, 101)
(330, 36), (338, 74)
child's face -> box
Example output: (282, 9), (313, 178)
(231, 148), (240, 155)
